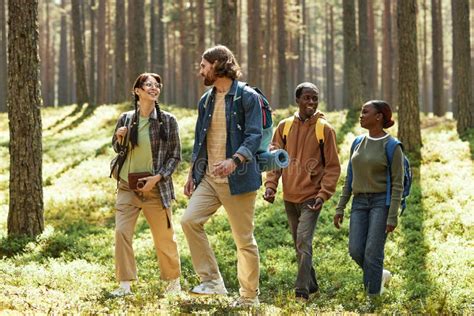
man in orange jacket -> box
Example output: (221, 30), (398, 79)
(264, 82), (341, 301)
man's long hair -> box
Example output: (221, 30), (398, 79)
(202, 45), (241, 80)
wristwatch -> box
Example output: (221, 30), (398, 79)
(232, 155), (242, 166)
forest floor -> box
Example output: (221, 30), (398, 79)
(0, 103), (472, 314)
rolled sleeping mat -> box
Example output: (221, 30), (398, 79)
(257, 149), (290, 172)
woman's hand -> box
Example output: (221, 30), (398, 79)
(137, 174), (161, 192)
(333, 214), (344, 229)
(115, 126), (128, 143)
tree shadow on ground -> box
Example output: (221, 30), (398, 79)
(45, 103), (87, 131)
(57, 103), (98, 133)
(396, 168), (435, 313)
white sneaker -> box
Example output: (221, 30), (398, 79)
(165, 278), (181, 294)
(231, 296), (260, 307)
(191, 279), (228, 295)
(380, 269), (392, 294)
(109, 287), (133, 298)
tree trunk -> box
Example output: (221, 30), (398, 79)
(398, 0), (421, 160)
(88, 0), (96, 106)
(325, 3), (336, 110)
(0, 0), (7, 112)
(358, 0), (371, 100)
(391, 0), (399, 109)
(343, 0), (363, 109)
(157, 0), (165, 78)
(220, 0), (237, 54)
(367, 0), (377, 98)
(276, 0), (288, 107)
(113, 0), (126, 103)
(298, 0), (305, 85)
(422, 0), (429, 113)
(263, 0), (273, 99)
(127, 0), (146, 89)
(57, 0), (69, 106)
(7, 0), (44, 237)
(96, 0), (106, 105)
(247, 0), (261, 86)
(71, 0), (89, 107)
(431, 0), (444, 116)
(178, 0), (189, 107)
(381, 0), (392, 104)
(150, 0), (157, 72)
(452, 0), (473, 133)
(196, 0), (205, 96)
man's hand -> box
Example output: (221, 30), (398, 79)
(308, 197), (324, 212)
(333, 214), (344, 229)
(386, 225), (396, 233)
(212, 159), (237, 177)
(263, 187), (276, 203)
(184, 173), (195, 198)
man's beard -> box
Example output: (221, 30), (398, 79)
(203, 73), (216, 86)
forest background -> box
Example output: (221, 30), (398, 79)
(0, 0), (473, 314)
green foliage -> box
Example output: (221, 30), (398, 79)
(0, 104), (472, 314)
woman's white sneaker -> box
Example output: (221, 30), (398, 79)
(380, 269), (392, 294)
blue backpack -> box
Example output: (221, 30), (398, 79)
(347, 135), (412, 214)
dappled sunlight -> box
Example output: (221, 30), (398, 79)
(0, 104), (472, 313)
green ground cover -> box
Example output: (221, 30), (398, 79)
(0, 103), (472, 314)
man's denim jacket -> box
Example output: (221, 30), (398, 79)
(191, 80), (262, 195)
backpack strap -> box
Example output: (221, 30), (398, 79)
(347, 135), (365, 192)
(315, 118), (327, 166)
(385, 137), (403, 207)
(282, 116), (294, 143)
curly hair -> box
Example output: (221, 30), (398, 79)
(202, 45), (242, 80)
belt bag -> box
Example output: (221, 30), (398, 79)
(128, 172), (153, 190)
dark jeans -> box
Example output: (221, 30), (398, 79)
(349, 193), (388, 295)
(284, 199), (320, 297)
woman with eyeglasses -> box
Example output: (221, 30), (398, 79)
(333, 100), (404, 296)
(110, 73), (182, 297)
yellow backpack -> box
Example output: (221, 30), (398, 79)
(282, 116), (328, 166)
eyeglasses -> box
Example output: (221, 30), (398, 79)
(143, 82), (162, 89)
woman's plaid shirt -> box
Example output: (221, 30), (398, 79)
(112, 108), (181, 208)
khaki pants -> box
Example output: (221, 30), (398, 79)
(115, 181), (181, 281)
(180, 176), (260, 298)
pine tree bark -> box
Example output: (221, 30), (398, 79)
(422, 0), (430, 113)
(157, 0), (165, 78)
(57, 0), (68, 106)
(343, 0), (363, 109)
(71, 0), (89, 107)
(96, 0), (106, 105)
(127, 0), (146, 89)
(0, 0), (7, 112)
(431, 0), (444, 116)
(391, 0), (399, 109)
(196, 0), (205, 96)
(114, 0), (126, 103)
(398, 0), (421, 159)
(7, 0), (44, 237)
(325, 3), (336, 110)
(150, 0), (157, 72)
(247, 0), (261, 86)
(221, 0), (237, 54)
(381, 0), (392, 104)
(298, 0), (305, 85)
(263, 0), (273, 98)
(276, 0), (288, 107)
(88, 0), (96, 106)
(358, 0), (371, 100)
(367, 0), (377, 98)
(452, 0), (473, 133)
